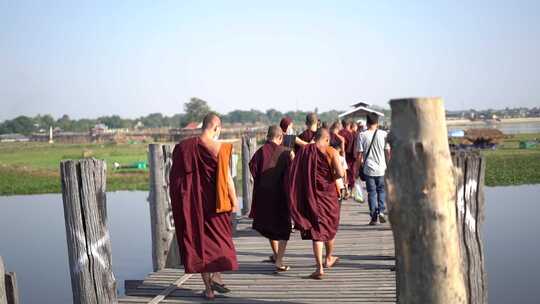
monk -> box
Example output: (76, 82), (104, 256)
(249, 125), (292, 272)
(295, 112), (318, 152)
(287, 128), (346, 279)
(169, 113), (239, 300)
(280, 116), (309, 150)
(339, 119), (356, 190)
(329, 121), (345, 153)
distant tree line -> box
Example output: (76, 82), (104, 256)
(0, 97), (343, 135)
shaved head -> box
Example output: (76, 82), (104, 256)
(314, 127), (330, 142)
(341, 119), (351, 129)
(306, 112), (318, 127)
(202, 113), (220, 130)
(266, 125), (283, 141)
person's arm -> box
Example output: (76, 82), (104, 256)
(384, 133), (391, 164)
(354, 134), (364, 173)
(331, 149), (345, 178)
(335, 133), (346, 156)
(228, 150), (239, 212)
(295, 136), (308, 147)
(227, 173), (238, 212)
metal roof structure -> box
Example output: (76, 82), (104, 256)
(338, 105), (385, 118)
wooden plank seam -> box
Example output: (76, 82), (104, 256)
(148, 274), (193, 304)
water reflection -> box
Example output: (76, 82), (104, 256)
(0, 192), (151, 303)
(484, 185), (540, 304)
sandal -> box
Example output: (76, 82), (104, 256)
(200, 291), (215, 300)
(263, 255), (276, 263)
(210, 281), (231, 294)
(309, 271), (324, 280)
(275, 265), (291, 272)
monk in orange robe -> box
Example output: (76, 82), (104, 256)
(287, 128), (346, 279)
(249, 125), (292, 271)
(169, 113), (239, 300)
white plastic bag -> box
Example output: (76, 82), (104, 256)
(353, 178), (364, 203)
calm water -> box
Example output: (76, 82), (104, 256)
(0, 186), (539, 303)
(448, 121), (540, 134)
(0, 192), (152, 303)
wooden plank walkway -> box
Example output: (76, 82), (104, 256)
(119, 199), (396, 303)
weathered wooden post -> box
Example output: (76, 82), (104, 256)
(148, 144), (181, 272)
(386, 98), (467, 303)
(60, 159), (117, 304)
(0, 256), (6, 304)
(452, 151), (487, 303)
(0, 258), (20, 304)
(241, 136), (256, 215)
(3, 271), (19, 304)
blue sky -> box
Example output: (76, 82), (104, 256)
(1, 0), (539, 120)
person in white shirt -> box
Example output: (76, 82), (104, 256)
(355, 113), (391, 225)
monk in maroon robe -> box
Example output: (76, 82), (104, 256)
(169, 113), (239, 300)
(280, 116), (309, 149)
(339, 119), (356, 189)
(249, 125), (292, 271)
(287, 128), (346, 279)
(295, 112), (318, 153)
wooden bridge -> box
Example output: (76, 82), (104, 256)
(118, 199), (396, 303)
(24, 98), (483, 304)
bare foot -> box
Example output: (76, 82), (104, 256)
(324, 256), (340, 268)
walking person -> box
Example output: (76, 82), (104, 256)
(339, 119), (357, 193)
(169, 113), (239, 300)
(295, 113), (318, 152)
(280, 116), (309, 150)
(249, 125), (292, 272)
(355, 113), (391, 225)
(288, 128), (345, 279)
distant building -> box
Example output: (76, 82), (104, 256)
(91, 123), (108, 136)
(338, 101), (385, 124)
(0, 133), (29, 142)
(183, 122), (202, 130)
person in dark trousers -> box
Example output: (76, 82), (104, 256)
(355, 113), (391, 225)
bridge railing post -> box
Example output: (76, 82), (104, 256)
(0, 257), (20, 304)
(452, 150), (488, 304)
(241, 136), (256, 216)
(60, 159), (117, 304)
(148, 144), (181, 272)
(386, 98), (469, 303)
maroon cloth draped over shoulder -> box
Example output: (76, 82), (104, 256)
(287, 144), (340, 242)
(169, 137), (238, 274)
(339, 129), (356, 187)
(330, 133), (342, 149)
(295, 129), (315, 153)
(249, 142), (291, 240)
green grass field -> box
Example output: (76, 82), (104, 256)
(0, 142), (149, 195)
(0, 134), (538, 195)
(482, 133), (540, 186)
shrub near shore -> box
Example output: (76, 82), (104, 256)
(0, 134), (539, 195)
